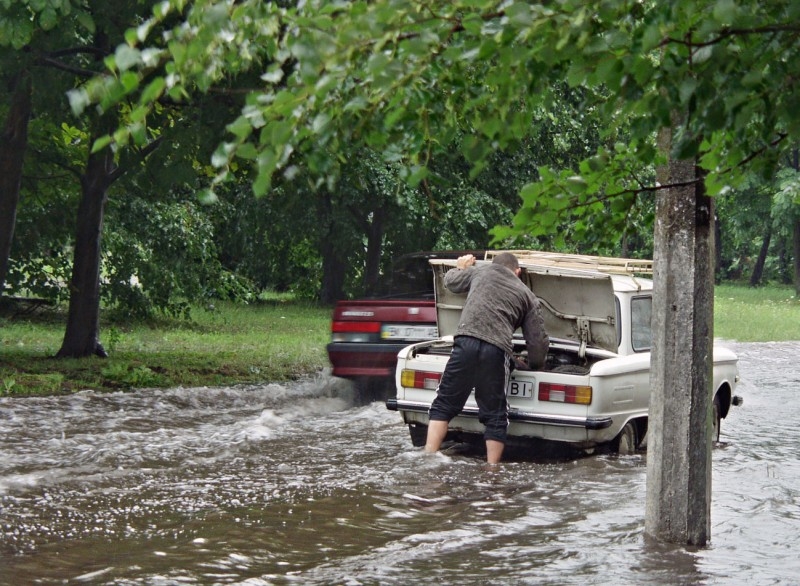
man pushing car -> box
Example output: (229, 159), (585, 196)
(424, 252), (550, 464)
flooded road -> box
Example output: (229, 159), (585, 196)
(1, 342), (798, 585)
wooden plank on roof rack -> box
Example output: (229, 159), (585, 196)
(483, 249), (653, 275)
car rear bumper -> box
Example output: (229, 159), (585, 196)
(327, 342), (409, 378)
(385, 398), (613, 430)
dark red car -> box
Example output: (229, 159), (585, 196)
(326, 250), (484, 398)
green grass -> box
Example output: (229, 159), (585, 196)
(714, 283), (800, 342)
(1, 283), (798, 396)
(1, 300), (332, 396)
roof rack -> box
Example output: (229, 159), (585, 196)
(484, 250), (653, 276)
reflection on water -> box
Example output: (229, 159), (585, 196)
(1, 343), (799, 585)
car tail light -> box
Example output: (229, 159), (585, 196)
(538, 382), (592, 405)
(400, 369), (441, 390)
(332, 321), (381, 333)
(331, 321), (381, 342)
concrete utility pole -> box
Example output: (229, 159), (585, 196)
(645, 153), (716, 545)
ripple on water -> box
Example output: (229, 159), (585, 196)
(1, 347), (800, 585)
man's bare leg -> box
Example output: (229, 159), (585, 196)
(485, 439), (504, 464)
(424, 420), (449, 453)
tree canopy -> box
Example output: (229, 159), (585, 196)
(5, 0), (800, 309)
(70, 0), (800, 246)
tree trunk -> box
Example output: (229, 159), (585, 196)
(646, 131), (715, 544)
(320, 252), (346, 304)
(318, 191), (346, 304)
(56, 129), (115, 358)
(0, 73), (32, 294)
(787, 148), (800, 296)
(363, 206), (385, 296)
(714, 209), (722, 282)
(749, 225), (771, 287)
(794, 219), (800, 297)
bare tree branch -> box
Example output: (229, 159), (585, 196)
(35, 56), (98, 78)
(663, 23), (800, 49)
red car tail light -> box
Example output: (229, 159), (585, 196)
(332, 321), (381, 333)
(331, 321), (381, 343)
(400, 369), (441, 390)
(538, 382), (592, 405)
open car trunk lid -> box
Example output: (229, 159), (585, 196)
(430, 259), (619, 354)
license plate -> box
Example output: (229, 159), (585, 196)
(506, 379), (533, 398)
(381, 324), (438, 340)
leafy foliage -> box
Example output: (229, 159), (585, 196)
(717, 161), (800, 283)
(104, 196), (255, 319)
(6, 0), (800, 314)
(70, 0), (800, 254)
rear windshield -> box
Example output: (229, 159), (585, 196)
(382, 256), (436, 298)
(631, 295), (652, 352)
(376, 251), (484, 299)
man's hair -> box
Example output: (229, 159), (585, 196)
(491, 252), (519, 272)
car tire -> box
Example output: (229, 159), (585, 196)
(408, 424), (428, 447)
(712, 394), (722, 443)
(614, 421), (638, 455)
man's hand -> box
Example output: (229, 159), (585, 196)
(456, 254), (476, 269)
(513, 357), (532, 371)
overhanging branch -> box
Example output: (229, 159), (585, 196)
(663, 23), (800, 49)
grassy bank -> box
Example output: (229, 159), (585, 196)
(714, 283), (800, 342)
(1, 300), (331, 396)
(1, 283), (798, 396)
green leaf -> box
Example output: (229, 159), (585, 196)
(312, 112), (331, 134)
(519, 181), (541, 205)
(641, 23), (662, 52)
(91, 135), (113, 154)
(130, 122), (147, 146)
(197, 188), (218, 205)
(610, 195), (632, 213)
(140, 77), (165, 104)
(129, 105), (148, 123)
(120, 71), (139, 93)
(75, 9), (95, 34)
(344, 96), (368, 113)
(264, 120), (293, 147)
(406, 165), (429, 188)
(252, 166), (273, 197)
(226, 116), (252, 141)
(115, 45), (141, 71)
(262, 67), (284, 84)
(566, 61), (587, 87)
(488, 225), (514, 244)
(236, 142), (258, 160)
(565, 175), (587, 195)
(38, 6), (58, 30)
(66, 89), (90, 116)
(679, 77), (697, 105)
(367, 52), (390, 77)
(113, 127), (131, 147)
(712, 0), (738, 24)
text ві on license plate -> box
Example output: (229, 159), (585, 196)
(381, 325), (438, 341)
(506, 379), (533, 398)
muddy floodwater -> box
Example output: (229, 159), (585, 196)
(1, 342), (799, 585)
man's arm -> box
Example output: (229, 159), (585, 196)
(443, 254), (476, 293)
(522, 298), (549, 369)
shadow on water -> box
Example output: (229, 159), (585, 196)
(1, 342), (799, 585)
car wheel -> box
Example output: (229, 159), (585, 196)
(408, 424), (428, 447)
(712, 394), (722, 443)
(614, 421), (638, 455)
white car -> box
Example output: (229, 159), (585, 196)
(386, 251), (742, 454)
